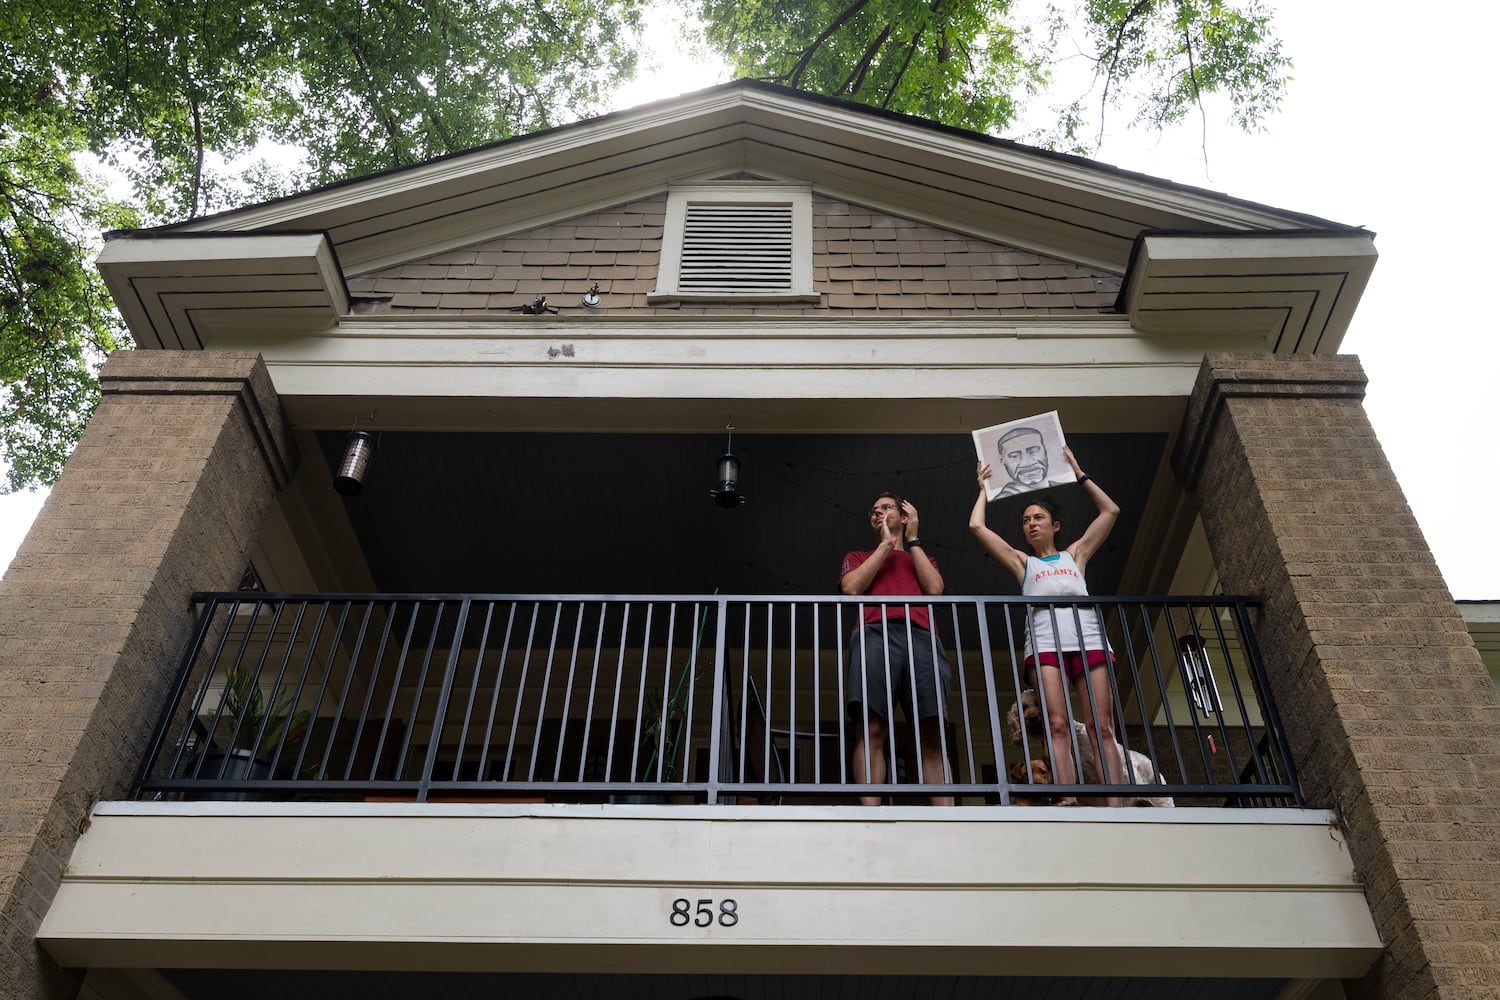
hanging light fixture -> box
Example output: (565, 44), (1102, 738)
(333, 414), (378, 496)
(709, 422), (746, 509)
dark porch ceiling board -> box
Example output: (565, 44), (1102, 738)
(160, 970), (1292, 1000)
(318, 431), (1165, 600)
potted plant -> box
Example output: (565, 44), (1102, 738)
(194, 666), (311, 799)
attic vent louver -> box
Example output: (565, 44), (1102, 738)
(651, 183), (815, 302)
(679, 203), (794, 292)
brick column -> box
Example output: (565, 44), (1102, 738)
(1174, 353), (1500, 1000)
(0, 351), (297, 999)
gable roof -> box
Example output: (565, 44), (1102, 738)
(98, 80), (1377, 352)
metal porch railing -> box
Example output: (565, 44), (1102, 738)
(136, 593), (1301, 807)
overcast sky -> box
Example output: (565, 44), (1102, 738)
(3, 1), (1496, 599)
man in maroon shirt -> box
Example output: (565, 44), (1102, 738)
(840, 492), (953, 806)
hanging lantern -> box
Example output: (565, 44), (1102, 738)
(709, 423), (746, 508)
(333, 430), (376, 496)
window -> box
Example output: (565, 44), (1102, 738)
(650, 183), (815, 302)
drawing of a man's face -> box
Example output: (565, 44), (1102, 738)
(999, 428), (1048, 487)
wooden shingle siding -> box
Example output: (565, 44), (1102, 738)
(346, 195), (1121, 316)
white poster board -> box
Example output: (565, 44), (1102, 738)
(972, 411), (1074, 501)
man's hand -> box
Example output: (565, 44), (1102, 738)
(900, 500), (920, 541)
(877, 509), (900, 548)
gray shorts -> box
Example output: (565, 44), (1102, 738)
(846, 621), (952, 722)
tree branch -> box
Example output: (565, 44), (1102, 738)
(1182, 27), (1209, 173)
(840, 24), (894, 96)
(781, 0), (871, 89)
(1095, 0), (1155, 151)
(339, 30), (407, 166)
(881, 29), (924, 108)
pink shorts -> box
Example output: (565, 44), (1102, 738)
(1025, 649), (1112, 681)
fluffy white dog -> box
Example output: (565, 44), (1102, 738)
(1004, 688), (1174, 807)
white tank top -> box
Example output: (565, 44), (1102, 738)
(1021, 552), (1108, 656)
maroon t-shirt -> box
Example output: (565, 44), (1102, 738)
(839, 548), (935, 631)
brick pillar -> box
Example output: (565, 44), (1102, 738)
(0, 351), (297, 999)
(1174, 353), (1500, 1000)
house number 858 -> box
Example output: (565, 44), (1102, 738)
(670, 897), (738, 927)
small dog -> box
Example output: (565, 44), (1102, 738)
(1004, 689), (1174, 807)
(1007, 758), (1056, 806)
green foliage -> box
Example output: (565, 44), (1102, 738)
(0, 117), (136, 493)
(285, 0), (643, 181)
(692, 0), (1290, 147)
(0, 0), (644, 491)
(219, 664), (312, 761)
(1, 0), (1285, 491)
(696, 0), (1038, 133)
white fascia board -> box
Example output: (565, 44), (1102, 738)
(41, 806), (1382, 978)
(166, 93), (759, 237)
(1131, 233), (1380, 274)
(193, 315), (1271, 433)
(1122, 232), (1378, 351)
(727, 89), (1338, 234)
(96, 234), (347, 349)
(158, 87), (1339, 269)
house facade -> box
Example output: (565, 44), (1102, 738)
(2, 83), (1496, 1000)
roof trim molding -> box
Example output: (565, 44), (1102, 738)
(1120, 231), (1378, 353)
(97, 233), (348, 351)
(145, 83), (1363, 278)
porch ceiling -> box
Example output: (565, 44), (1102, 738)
(316, 430), (1165, 599)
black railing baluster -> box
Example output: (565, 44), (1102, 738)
(835, 603), (847, 785)
(552, 603), (587, 782)
(370, 602), (421, 783)
(396, 602), (447, 787)
(628, 603), (655, 786)
(604, 602), (631, 784)
(179, 597), (255, 781)
(678, 602), (706, 789)
(1138, 602), (1191, 785)
(706, 597), (729, 804)
(134, 591), (1301, 807)
(949, 602), (976, 792)
(1108, 603), (1163, 782)
(144, 595), (224, 789)
(454, 600), (497, 781)
(762, 602), (773, 789)
(294, 599), (352, 782)
(213, 599), (289, 777)
(350, 600), (401, 782)
(816, 602), (828, 791)
(976, 600), (1009, 807)
(576, 603), (608, 782)
(1160, 608), (1215, 786)
(786, 603), (797, 788)
(1235, 599), (1303, 805)
(477, 601), (518, 783)
(268, 599), (331, 779)
(319, 599), (375, 784)
(509, 602), (542, 782)
(415, 600), (471, 802)
(530, 603), (565, 782)
(1190, 606), (1245, 785)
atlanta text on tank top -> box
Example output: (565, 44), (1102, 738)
(1021, 552), (1109, 656)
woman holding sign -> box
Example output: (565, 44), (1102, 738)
(970, 446), (1124, 805)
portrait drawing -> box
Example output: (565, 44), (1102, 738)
(971, 411), (1075, 501)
